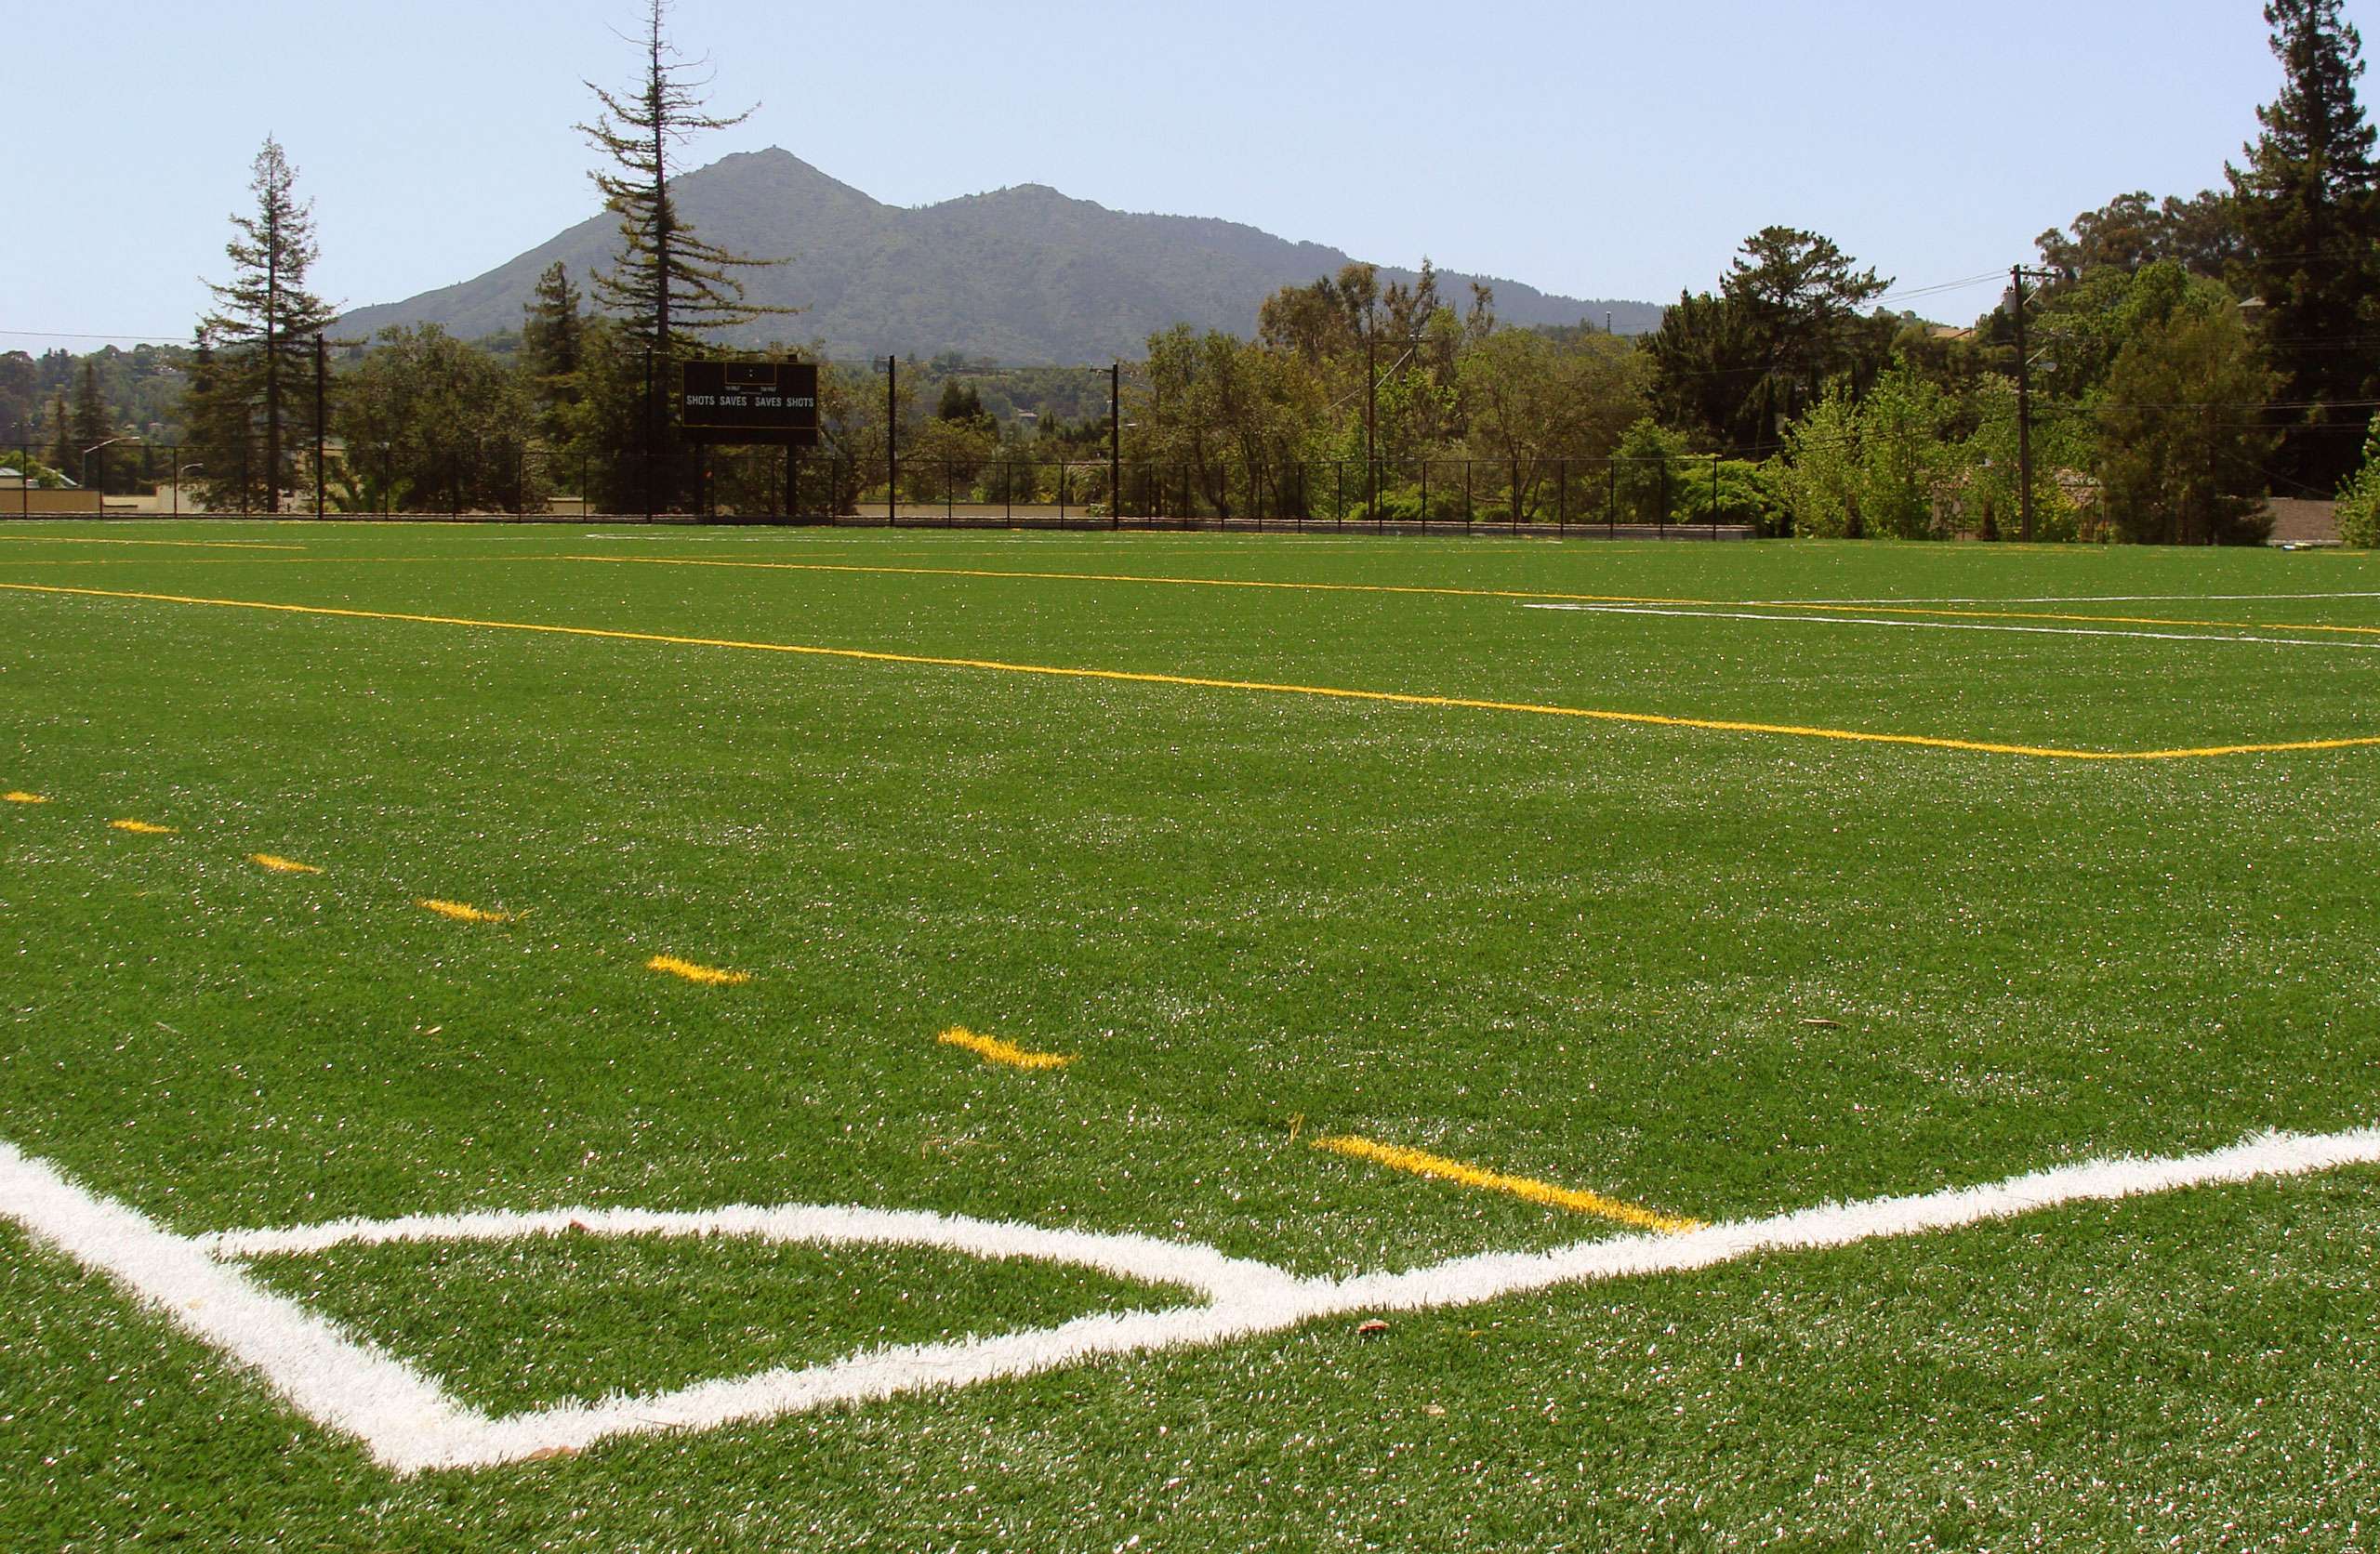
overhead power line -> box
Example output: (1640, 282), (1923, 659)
(1, 328), (191, 344)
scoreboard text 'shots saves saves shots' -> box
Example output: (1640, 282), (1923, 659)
(680, 362), (820, 446)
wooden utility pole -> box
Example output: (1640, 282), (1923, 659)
(2011, 266), (2035, 544)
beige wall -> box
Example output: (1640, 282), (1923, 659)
(0, 490), (106, 516)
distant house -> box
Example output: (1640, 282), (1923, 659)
(2259, 498), (2339, 547)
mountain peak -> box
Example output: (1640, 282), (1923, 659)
(683, 147), (881, 205)
(338, 153), (1659, 363)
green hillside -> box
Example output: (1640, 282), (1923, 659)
(337, 149), (1660, 362)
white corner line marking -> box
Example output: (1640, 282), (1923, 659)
(5, 1125), (2376, 1475)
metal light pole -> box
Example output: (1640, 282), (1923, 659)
(1366, 325), (1378, 517)
(78, 436), (133, 494)
(1366, 329), (1424, 520)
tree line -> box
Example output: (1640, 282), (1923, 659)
(24, 0), (2380, 543)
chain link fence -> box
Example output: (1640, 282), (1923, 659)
(4, 443), (1759, 537)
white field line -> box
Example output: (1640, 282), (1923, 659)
(1761, 592), (2380, 606)
(199, 1203), (1293, 1299)
(0, 1140), (483, 1462)
(7, 1125), (2379, 1473)
(1521, 600), (2380, 650)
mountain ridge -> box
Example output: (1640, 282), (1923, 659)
(337, 149), (1662, 364)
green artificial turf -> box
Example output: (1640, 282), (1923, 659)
(3, 521), (2377, 1547)
(243, 1235), (1196, 1413)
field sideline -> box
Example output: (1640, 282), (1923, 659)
(4, 522), (2378, 1548)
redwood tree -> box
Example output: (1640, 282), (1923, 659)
(2228, 0), (2380, 487)
(192, 137), (335, 512)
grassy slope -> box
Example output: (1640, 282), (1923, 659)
(2, 524), (2376, 1547)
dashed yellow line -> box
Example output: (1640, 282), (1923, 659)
(1313, 1135), (1702, 1234)
(250, 853), (322, 875)
(418, 899), (516, 924)
(109, 818), (177, 835)
(936, 1026), (1075, 1072)
(647, 955), (750, 986)
(5, 581), (2375, 762)
(4, 791), (46, 804)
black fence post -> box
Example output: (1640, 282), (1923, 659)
(1608, 460), (1616, 537)
(313, 335), (327, 520)
(1463, 460), (1473, 532)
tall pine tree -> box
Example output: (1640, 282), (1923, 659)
(191, 137), (335, 512)
(575, 0), (792, 510)
(577, 1), (787, 352)
(46, 393), (74, 481)
(178, 334), (260, 510)
(69, 362), (114, 491)
(520, 261), (586, 444)
(2228, 0), (2380, 488)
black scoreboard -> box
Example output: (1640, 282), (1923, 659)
(680, 361), (820, 446)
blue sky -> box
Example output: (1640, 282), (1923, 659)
(12, 0), (2366, 349)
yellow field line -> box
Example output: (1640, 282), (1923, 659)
(1313, 1135), (1703, 1233)
(249, 853), (322, 875)
(562, 552), (1708, 609)
(565, 554), (2380, 640)
(5, 580), (2376, 762)
(647, 954), (750, 986)
(15, 549), (2360, 641)
(109, 818), (177, 835)
(0, 536), (303, 551)
(5, 791), (46, 804)
(418, 899), (516, 924)
(936, 1025), (1075, 1071)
